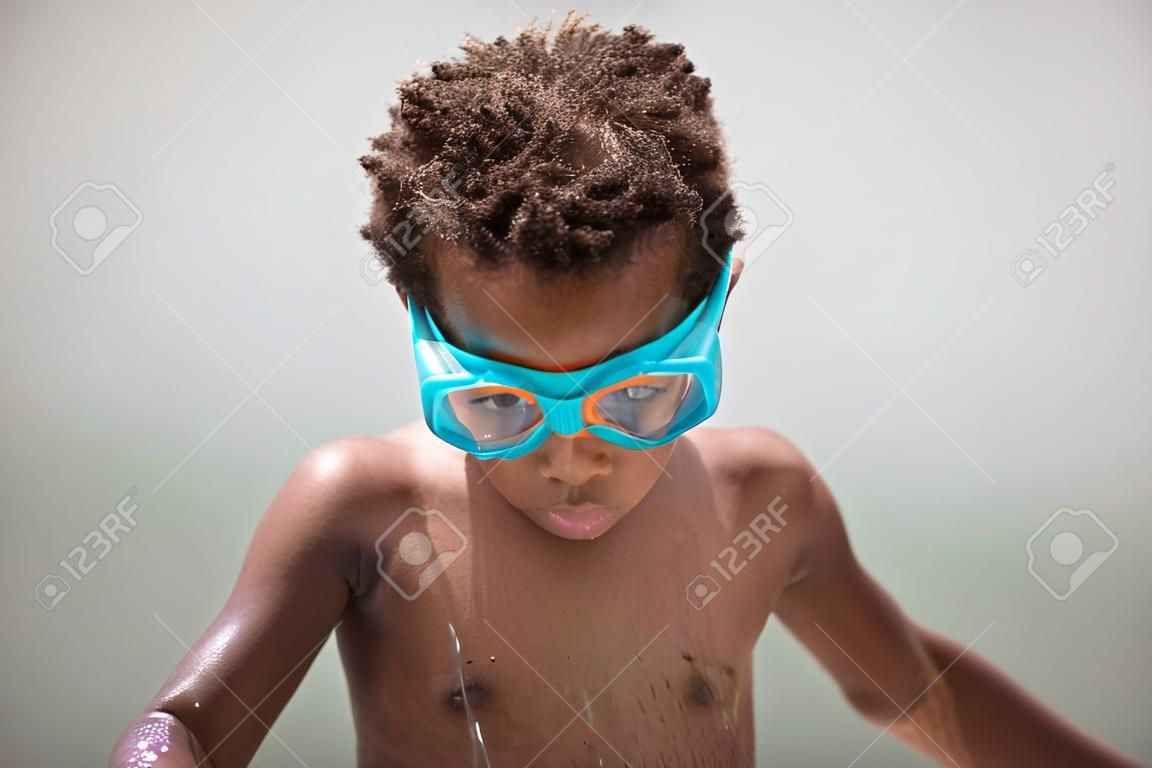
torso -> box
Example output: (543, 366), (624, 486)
(333, 423), (800, 767)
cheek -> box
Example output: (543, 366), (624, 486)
(611, 444), (676, 494)
(484, 460), (540, 503)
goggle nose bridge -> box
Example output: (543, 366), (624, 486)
(538, 395), (589, 436)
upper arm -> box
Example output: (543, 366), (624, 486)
(145, 438), (407, 767)
(740, 427), (936, 719)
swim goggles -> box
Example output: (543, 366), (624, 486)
(408, 247), (733, 459)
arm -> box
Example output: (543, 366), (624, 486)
(913, 624), (1143, 768)
(745, 429), (1142, 768)
(108, 439), (399, 768)
(108, 712), (215, 768)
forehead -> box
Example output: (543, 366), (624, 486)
(428, 241), (691, 372)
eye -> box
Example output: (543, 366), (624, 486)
(470, 392), (527, 410)
(623, 384), (666, 401)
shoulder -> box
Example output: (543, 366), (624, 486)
(691, 425), (838, 581)
(270, 422), (445, 529)
(264, 423), (453, 596)
(288, 437), (409, 503)
(690, 424), (817, 490)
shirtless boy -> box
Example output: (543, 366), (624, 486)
(109, 15), (1144, 768)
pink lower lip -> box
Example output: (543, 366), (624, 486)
(543, 504), (616, 539)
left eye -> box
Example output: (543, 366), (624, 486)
(623, 385), (665, 400)
(470, 392), (526, 410)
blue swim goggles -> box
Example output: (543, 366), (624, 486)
(408, 247), (734, 459)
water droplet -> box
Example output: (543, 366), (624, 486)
(448, 623), (493, 768)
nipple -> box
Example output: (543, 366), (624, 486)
(682, 652), (739, 731)
(448, 681), (492, 710)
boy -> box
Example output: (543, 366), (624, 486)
(110, 15), (1143, 768)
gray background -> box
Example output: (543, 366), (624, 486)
(2, 0), (1149, 765)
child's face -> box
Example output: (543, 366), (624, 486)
(402, 235), (735, 541)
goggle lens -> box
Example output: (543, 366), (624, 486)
(438, 373), (706, 453)
(585, 373), (702, 440)
(443, 385), (544, 447)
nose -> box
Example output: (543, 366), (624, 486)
(535, 431), (612, 486)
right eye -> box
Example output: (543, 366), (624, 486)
(621, 384), (666, 401)
(469, 392), (527, 410)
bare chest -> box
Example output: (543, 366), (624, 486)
(337, 456), (791, 765)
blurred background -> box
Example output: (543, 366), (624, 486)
(2, 0), (1149, 765)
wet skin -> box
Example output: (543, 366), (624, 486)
(352, 238), (781, 764)
(140, 419), (810, 768)
(115, 236), (1148, 767)
(340, 420), (786, 767)
(140, 236), (816, 766)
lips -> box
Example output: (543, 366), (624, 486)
(538, 502), (618, 539)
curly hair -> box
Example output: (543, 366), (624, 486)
(359, 12), (740, 319)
